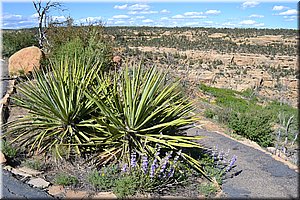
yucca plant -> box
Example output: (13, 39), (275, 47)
(3, 54), (107, 158)
(86, 63), (208, 176)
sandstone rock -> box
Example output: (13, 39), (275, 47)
(91, 192), (117, 199)
(65, 190), (88, 199)
(27, 177), (50, 189)
(8, 46), (43, 76)
(0, 151), (6, 164)
(17, 166), (43, 176)
(47, 185), (65, 196)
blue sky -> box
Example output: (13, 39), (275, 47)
(1, 1), (298, 29)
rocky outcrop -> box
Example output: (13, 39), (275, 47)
(8, 46), (43, 76)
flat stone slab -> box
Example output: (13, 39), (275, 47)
(91, 192), (117, 199)
(18, 166), (43, 176)
(27, 177), (50, 189)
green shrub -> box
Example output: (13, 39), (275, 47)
(1, 140), (18, 159)
(228, 111), (274, 147)
(113, 174), (138, 198)
(23, 159), (43, 170)
(198, 182), (218, 197)
(54, 173), (78, 186)
(46, 21), (113, 70)
(88, 165), (119, 191)
(204, 109), (216, 119)
(3, 29), (38, 57)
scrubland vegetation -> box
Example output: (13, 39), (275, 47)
(2, 19), (298, 198)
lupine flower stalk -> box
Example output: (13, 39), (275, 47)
(131, 150), (137, 168)
(121, 163), (128, 173)
(226, 155), (237, 172)
(150, 158), (157, 178)
(142, 155), (148, 174)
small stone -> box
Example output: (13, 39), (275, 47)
(0, 151), (6, 164)
(160, 195), (186, 199)
(18, 166), (42, 176)
(47, 185), (65, 196)
(91, 192), (117, 199)
(28, 178), (50, 189)
(65, 190), (88, 199)
(3, 165), (13, 171)
(267, 147), (276, 154)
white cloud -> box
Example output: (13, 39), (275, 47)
(76, 16), (102, 24)
(114, 21), (126, 25)
(140, 11), (158, 14)
(254, 22), (264, 27)
(160, 17), (169, 20)
(242, 1), (259, 9)
(113, 15), (129, 19)
(204, 21), (213, 24)
(51, 15), (67, 22)
(30, 13), (39, 18)
(3, 14), (23, 20)
(278, 9), (297, 15)
(284, 15), (297, 21)
(239, 20), (256, 25)
(114, 4), (128, 10)
(222, 22), (235, 27)
(136, 16), (145, 19)
(172, 14), (185, 19)
(128, 4), (150, 11)
(184, 11), (202, 16)
(190, 15), (207, 19)
(272, 5), (288, 11)
(142, 19), (154, 23)
(160, 9), (170, 14)
(205, 10), (221, 15)
(249, 14), (264, 18)
(185, 22), (199, 26)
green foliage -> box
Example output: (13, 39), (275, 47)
(88, 165), (119, 191)
(23, 159), (43, 171)
(204, 109), (216, 119)
(199, 84), (277, 147)
(4, 53), (105, 158)
(3, 30), (38, 57)
(87, 63), (206, 176)
(1, 140), (18, 159)
(54, 173), (79, 186)
(113, 174), (138, 198)
(228, 111), (274, 147)
(46, 20), (113, 70)
(198, 182), (218, 197)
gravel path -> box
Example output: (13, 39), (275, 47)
(187, 127), (299, 199)
(1, 170), (53, 199)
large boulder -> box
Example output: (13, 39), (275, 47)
(8, 46), (43, 76)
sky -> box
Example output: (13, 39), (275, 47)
(1, 0), (298, 29)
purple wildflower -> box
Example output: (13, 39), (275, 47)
(218, 151), (224, 160)
(160, 151), (172, 177)
(131, 150), (137, 168)
(168, 150), (181, 178)
(150, 158), (157, 178)
(142, 155), (148, 174)
(121, 163), (128, 173)
(226, 155), (237, 172)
